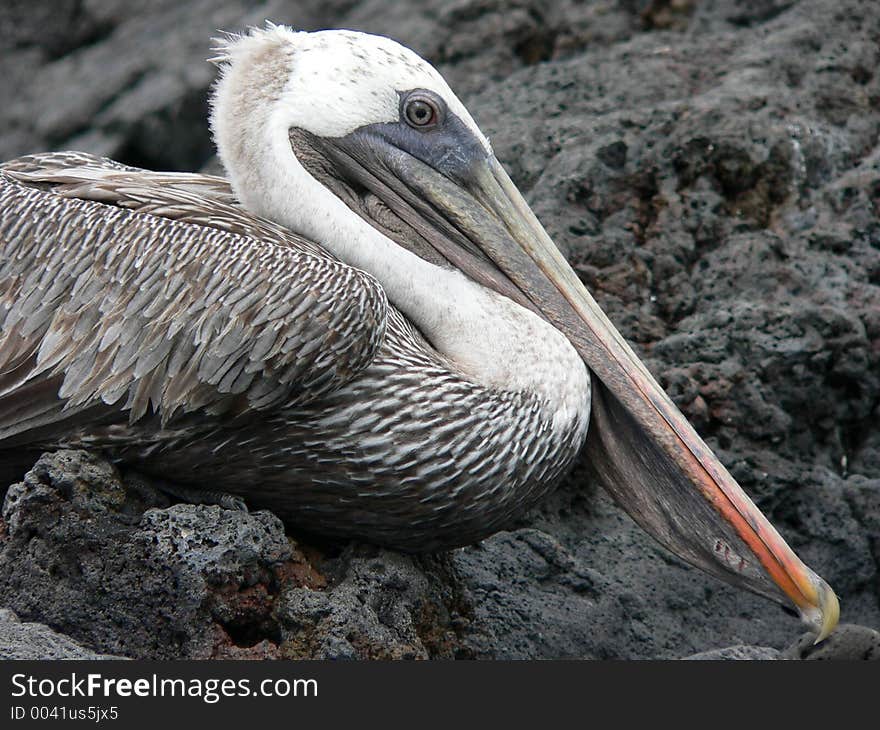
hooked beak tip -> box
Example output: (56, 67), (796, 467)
(802, 577), (839, 644)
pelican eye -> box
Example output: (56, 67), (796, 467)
(402, 93), (442, 130)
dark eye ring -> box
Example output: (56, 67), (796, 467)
(404, 96), (440, 129)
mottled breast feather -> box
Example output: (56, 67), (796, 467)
(0, 153), (387, 441)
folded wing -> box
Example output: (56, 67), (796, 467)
(0, 153), (387, 444)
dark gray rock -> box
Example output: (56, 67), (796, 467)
(684, 645), (781, 660)
(0, 0), (358, 171)
(0, 451), (468, 659)
(0, 451), (295, 658)
(782, 624), (880, 660)
(277, 546), (471, 660)
(0, 0), (878, 659)
(0, 608), (123, 660)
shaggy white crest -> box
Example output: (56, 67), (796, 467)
(211, 24), (489, 142)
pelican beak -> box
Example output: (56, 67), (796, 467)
(470, 157), (838, 639)
(293, 128), (839, 640)
(463, 156), (838, 640)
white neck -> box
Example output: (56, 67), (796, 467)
(210, 43), (591, 433)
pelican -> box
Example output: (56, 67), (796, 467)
(0, 25), (838, 639)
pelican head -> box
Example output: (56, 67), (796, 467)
(209, 25), (838, 639)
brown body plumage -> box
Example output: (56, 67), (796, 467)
(0, 153), (585, 551)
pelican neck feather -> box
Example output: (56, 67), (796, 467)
(210, 25), (590, 434)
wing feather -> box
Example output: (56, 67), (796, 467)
(0, 153), (387, 444)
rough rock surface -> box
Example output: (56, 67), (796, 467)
(1, 0), (879, 659)
(684, 645), (781, 661)
(782, 623), (880, 660)
(0, 609), (122, 660)
(0, 451), (470, 659)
